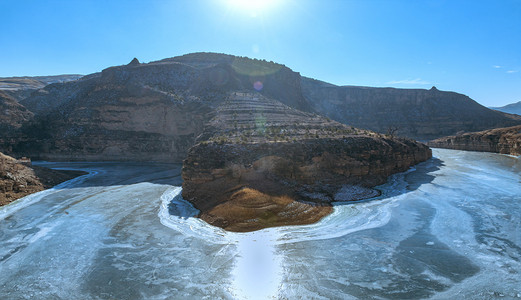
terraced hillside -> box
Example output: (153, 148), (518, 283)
(182, 92), (431, 231)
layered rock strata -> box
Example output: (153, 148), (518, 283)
(428, 125), (521, 156)
(182, 93), (432, 232)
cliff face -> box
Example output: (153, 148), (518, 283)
(0, 53), (436, 232)
(301, 78), (521, 140)
(182, 92), (432, 232)
(428, 125), (521, 156)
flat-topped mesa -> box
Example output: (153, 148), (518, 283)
(428, 125), (521, 156)
(182, 92), (432, 232)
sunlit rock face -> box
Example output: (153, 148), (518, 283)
(182, 93), (432, 232)
(428, 125), (521, 155)
(0, 152), (85, 206)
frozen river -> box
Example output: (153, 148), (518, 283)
(0, 149), (520, 299)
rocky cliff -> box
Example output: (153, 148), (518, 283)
(301, 78), (521, 140)
(3, 52), (517, 160)
(182, 92), (432, 232)
(428, 125), (521, 156)
(9, 59), (223, 161)
(0, 152), (86, 206)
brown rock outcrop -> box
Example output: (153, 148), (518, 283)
(0, 152), (87, 206)
(427, 125), (521, 156)
(0, 53), (436, 232)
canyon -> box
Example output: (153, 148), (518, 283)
(1, 53), (518, 161)
(4, 52), (519, 230)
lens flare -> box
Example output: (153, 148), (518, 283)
(253, 81), (263, 91)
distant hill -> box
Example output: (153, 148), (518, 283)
(0, 74), (83, 103)
(0, 74), (83, 91)
(490, 101), (521, 116)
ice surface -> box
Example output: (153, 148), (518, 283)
(1, 150), (520, 299)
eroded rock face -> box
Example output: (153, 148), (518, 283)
(0, 152), (86, 206)
(428, 125), (521, 156)
(182, 93), (432, 232)
(11, 60), (221, 161)
(0, 53), (436, 231)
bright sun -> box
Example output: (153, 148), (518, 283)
(226, 0), (278, 13)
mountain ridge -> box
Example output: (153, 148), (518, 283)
(1, 52), (517, 162)
(490, 100), (521, 116)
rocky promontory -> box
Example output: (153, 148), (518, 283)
(182, 93), (432, 232)
(0, 152), (87, 206)
(428, 125), (521, 156)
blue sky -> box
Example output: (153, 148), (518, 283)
(1, 0), (520, 106)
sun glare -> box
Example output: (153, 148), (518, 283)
(226, 0), (278, 13)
